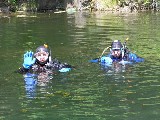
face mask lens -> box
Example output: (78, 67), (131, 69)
(113, 49), (120, 51)
(36, 52), (48, 57)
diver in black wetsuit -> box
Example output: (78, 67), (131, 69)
(18, 44), (72, 98)
(18, 44), (72, 74)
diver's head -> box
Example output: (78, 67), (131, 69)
(34, 45), (50, 65)
(110, 40), (123, 58)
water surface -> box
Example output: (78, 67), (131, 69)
(0, 11), (160, 120)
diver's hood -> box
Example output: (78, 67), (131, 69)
(35, 46), (49, 53)
(111, 40), (123, 50)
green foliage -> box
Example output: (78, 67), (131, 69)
(97, 0), (118, 7)
(8, 0), (17, 4)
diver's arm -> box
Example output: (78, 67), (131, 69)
(128, 52), (144, 62)
(17, 66), (30, 74)
(89, 53), (112, 63)
(58, 63), (72, 72)
(51, 58), (72, 72)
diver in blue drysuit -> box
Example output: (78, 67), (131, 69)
(90, 40), (144, 65)
(18, 44), (72, 98)
(102, 40), (144, 64)
(90, 40), (144, 74)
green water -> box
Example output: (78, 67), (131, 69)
(0, 11), (160, 120)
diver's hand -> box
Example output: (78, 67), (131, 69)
(23, 51), (36, 69)
(100, 56), (113, 65)
(59, 68), (71, 72)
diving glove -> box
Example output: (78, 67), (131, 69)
(100, 56), (113, 65)
(59, 68), (71, 72)
(23, 51), (36, 69)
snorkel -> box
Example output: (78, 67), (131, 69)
(121, 38), (129, 60)
(44, 44), (52, 63)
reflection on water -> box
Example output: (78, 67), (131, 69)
(101, 62), (131, 73)
(0, 11), (160, 119)
(24, 72), (53, 98)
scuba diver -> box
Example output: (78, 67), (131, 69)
(90, 39), (144, 76)
(90, 39), (144, 65)
(18, 44), (72, 98)
(18, 44), (72, 74)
